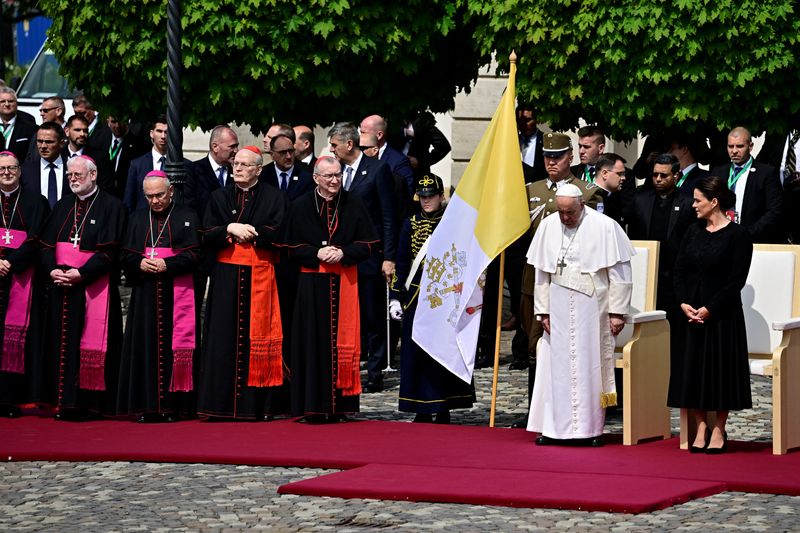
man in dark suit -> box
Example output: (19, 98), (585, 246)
(517, 103), (546, 183)
(593, 153), (628, 227)
(20, 121), (70, 207)
(360, 115), (414, 195)
(124, 115), (172, 212)
(185, 125), (239, 215)
(60, 114), (113, 193)
(666, 131), (709, 196)
(0, 88), (37, 163)
(329, 122), (397, 392)
(260, 133), (313, 201)
(105, 115), (149, 199)
(395, 111), (451, 179)
(293, 125), (317, 169)
(758, 128), (800, 242)
(628, 153), (697, 402)
(72, 93), (112, 153)
(710, 126), (785, 243)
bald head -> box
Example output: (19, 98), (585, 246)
(360, 115), (388, 147)
(727, 126), (754, 165)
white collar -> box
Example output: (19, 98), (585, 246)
(77, 186), (98, 201)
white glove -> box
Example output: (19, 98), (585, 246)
(389, 299), (403, 321)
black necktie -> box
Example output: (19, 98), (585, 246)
(786, 131), (800, 176)
(280, 172), (288, 191)
(47, 163), (58, 208)
(159, 156), (165, 171)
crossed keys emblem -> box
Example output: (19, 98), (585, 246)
(424, 243), (468, 327)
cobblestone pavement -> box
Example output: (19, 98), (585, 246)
(3, 329), (799, 531)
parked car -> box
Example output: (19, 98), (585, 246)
(15, 43), (78, 123)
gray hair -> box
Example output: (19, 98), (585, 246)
(67, 155), (97, 174)
(328, 122), (359, 145)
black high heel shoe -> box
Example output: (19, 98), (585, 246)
(706, 431), (728, 455)
(690, 429), (710, 453)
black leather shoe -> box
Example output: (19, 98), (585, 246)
(261, 414), (274, 422)
(508, 361), (529, 371)
(690, 429), (711, 453)
(510, 416), (528, 429)
(413, 413), (433, 423)
(706, 431), (728, 455)
(535, 435), (552, 446)
(434, 411), (450, 424)
(297, 414), (326, 424)
(327, 414), (348, 423)
(363, 380), (384, 393)
(0, 405), (22, 418)
(589, 436), (604, 447)
(55, 409), (87, 422)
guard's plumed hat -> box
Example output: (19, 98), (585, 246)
(415, 173), (444, 197)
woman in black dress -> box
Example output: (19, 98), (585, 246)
(671, 176), (753, 454)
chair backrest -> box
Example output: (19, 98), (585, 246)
(743, 244), (800, 355)
(616, 240), (659, 348)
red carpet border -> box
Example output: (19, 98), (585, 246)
(2, 417), (798, 514)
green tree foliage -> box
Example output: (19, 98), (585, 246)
(40, 0), (488, 130)
(469, 0), (800, 140)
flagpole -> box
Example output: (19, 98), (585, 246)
(489, 251), (506, 427)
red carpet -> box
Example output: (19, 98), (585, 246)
(2, 416), (799, 513)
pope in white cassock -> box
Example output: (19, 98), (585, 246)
(526, 184), (634, 446)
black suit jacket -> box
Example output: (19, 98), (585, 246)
(107, 133), (150, 199)
(710, 159), (785, 243)
(20, 157), (71, 203)
(628, 189), (697, 254)
(2, 118), (37, 163)
(347, 155), (397, 274)
(87, 120), (112, 153)
(522, 129), (546, 183)
(185, 156), (228, 215)
(676, 165), (709, 196)
(258, 162), (314, 201)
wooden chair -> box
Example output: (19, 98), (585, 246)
(679, 243), (800, 455)
(615, 240), (671, 445)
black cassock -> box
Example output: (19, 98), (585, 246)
(285, 189), (378, 416)
(198, 181), (288, 419)
(391, 209), (475, 415)
(0, 188), (50, 407)
(39, 188), (126, 415)
(117, 204), (202, 418)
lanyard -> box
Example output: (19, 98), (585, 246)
(109, 140), (122, 161)
(584, 166), (593, 183)
(728, 159), (753, 189)
(676, 172), (687, 189)
(1, 123), (13, 144)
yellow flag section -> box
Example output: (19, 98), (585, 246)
(411, 61), (529, 383)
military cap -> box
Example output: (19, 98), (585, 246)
(542, 132), (572, 155)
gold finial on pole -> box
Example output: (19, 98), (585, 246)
(509, 50), (517, 64)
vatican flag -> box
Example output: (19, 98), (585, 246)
(412, 58), (529, 382)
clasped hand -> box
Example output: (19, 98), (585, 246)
(318, 245), (344, 264)
(50, 268), (82, 287)
(681, 303), (710, 323)
(140, 258), (167, 274)
(227, 223), (258, 243)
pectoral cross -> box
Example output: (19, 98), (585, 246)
(1, 230), (12, 245)
(557, 257), (567, 275)
(70, 233), (81, 248)
(147, 248), (158, 259)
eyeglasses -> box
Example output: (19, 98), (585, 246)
(0, 100), (16, 105)
(39, 106), (59, 113)
(360, 145), (376, 150)
(145, 190), (170, 201)
(651, 172), (673, 179)
(314, 172), (343, 180)
(271, 148), (295, 156)
(232, 161), (260, 168)
(65, 172), (88, 179)
(0, 165), (19, 173)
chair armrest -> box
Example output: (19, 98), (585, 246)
(772, 317), (800, 331)
(625, 311), (666, 324)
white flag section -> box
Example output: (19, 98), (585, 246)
(411, 195), (489, 382)
(411, 60), (529, 383)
